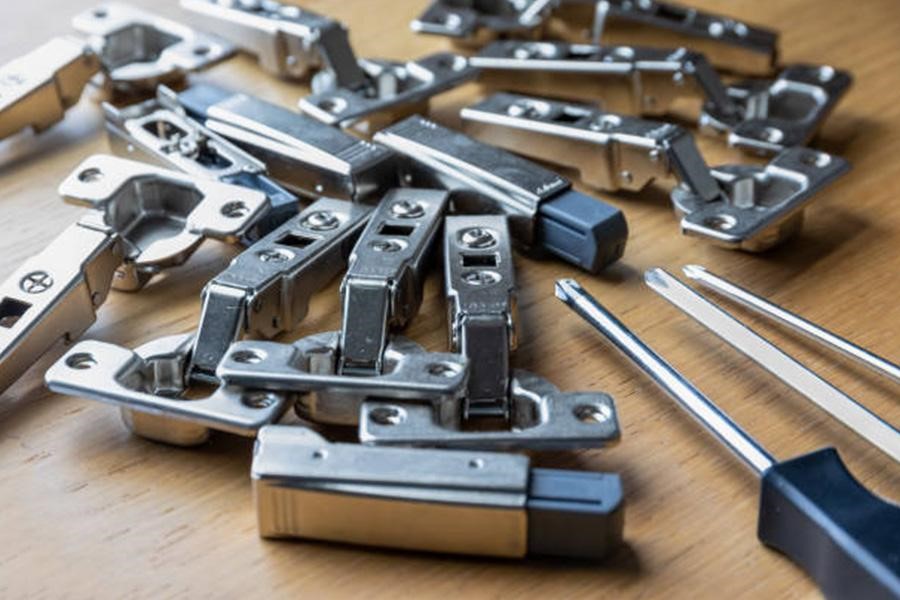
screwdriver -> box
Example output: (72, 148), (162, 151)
(683, 264), (900, 386)
(555, 278), (900, 599)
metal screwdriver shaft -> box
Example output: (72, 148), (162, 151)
(646, 268), (900, 466)
(555, 278), (774, 474)
(683, 264), (900, 386)
(555, 278), (900, 599)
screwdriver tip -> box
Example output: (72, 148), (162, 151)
(682, 264), (708, 280)
(643, 268), (670, 289)
(554, 278), (581, 301)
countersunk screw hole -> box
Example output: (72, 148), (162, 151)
(427, 362), (461, 377)
(468, 458), (484, 469)
(221, 201), (250, 218)
(703, 214), (737, 231)
(231, 349), (265, 364)
(312, 449), (327, 460)
(369, 406), (406, 426)
(78, 168), (103, 183)
(67, 353), (97, 370)
(242, 392), (278, 409)
(574, 403), (612, 424)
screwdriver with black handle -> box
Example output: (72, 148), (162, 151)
(555, 277), (900, 599)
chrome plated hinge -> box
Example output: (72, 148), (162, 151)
(252, 425), (625, 559)
(411, 0), (557, 47)
(299, 52), (478, 131)
(180, 0), (361, 82)
(72, 3), (235, 94)
(176, 84), (398, 202)
(45, 333), (292, 446)
(374, 115), (628, 273)
(460, 93), (850, 250)
(188, 198), (372, 383)
(462, 92), (719, 199)
(673, 148), (850, 251)
(359, 216), (621, 450)
(103, 86), (298, 242)
(0, 219), (121, 395)
(699, 65), (853, 154)
(554, 0), (778, 75)
(471, 41), (849, 154)
(60, 154), (270, 291)
(0, 37), (100, 141)
(0, 154), (268, 395)
(472, 41), (738, 118)
(216, 189), (468, 424)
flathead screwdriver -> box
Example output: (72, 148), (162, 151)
(645, 268), (900, 467)
(555, 278), (900, 599)
(683, 264), (900, 386)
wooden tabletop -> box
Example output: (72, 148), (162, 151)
(1, 0), (898, 597)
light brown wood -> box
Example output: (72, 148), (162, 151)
(1, 1), (898, 597)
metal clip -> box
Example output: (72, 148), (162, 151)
(359, 216), (620, 450)
(700, 65), (853, 154)
(374, 115), (627, 273)
(103, 86), (298, 242)
(0, 37), (100, 140)
(411, 0), (556, 47)
(59, 154), (270, 291)
(553, 0), (779, 76)
(299, 53), (478, 131)
(460, 93), (851, 250)
(253, 425), (625, 559)
(462, 92), (719, 200)
(188, 198), (372, 383)
(45, 334), (292, 446)
(0, 219), (121, 395)
(673, 148), (850, 251)
(180, 0), (362, 82)
(216, 189), (466, 424)
(72, 3), (235, 93)
(471, 41), (738, 118)
(175, 84), (397, 202)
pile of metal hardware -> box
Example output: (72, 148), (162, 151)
(2, 1), (898, 596)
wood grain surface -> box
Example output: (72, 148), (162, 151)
(1, 1), (898, 598)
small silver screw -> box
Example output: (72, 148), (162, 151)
(301, 210), (339, 231)
(390, 200), (425, 219)
(459, 227), (497, 249)
(20, 271), (53, 294)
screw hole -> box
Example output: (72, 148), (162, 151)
(231, 349), (266, 364)
(66, 353), (97, 370)
(221, 201), (250, 218)
(318, 97), (348, 115)
(703, 214), (738, 231)
(312, 449), (327, 460)
(369, 406), (406, 426)
(193, 44), (210, 56)
(574, 403), (612, 424)
(92, 8), (108, 18)
(78, 168), (103, 183)
(468, 458), (484, 469)
(242, 392), (278, 409)
(426, 362), (462, 377)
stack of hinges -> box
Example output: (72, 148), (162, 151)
(0, 0), (863, 573)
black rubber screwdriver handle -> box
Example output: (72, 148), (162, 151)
(759, 448), (900, 599)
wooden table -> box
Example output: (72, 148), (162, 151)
(1, 0), (898, 597)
